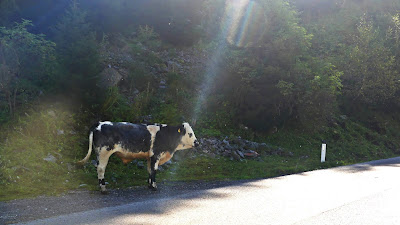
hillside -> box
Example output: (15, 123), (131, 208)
(0, 0), (400, 200)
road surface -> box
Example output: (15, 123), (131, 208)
(5, 157), (400, 225)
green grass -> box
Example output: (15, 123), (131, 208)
(0, 104), (399, 201)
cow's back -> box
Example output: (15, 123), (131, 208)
(92, 122), (152, 153)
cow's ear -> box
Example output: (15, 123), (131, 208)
(178, 125), (186, 135)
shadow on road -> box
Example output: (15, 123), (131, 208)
(4, 157), (400, 224)
(337, 157), (400, 173)
(0, 179), (264, 224)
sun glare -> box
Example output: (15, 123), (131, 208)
(193, 0), (263, 121)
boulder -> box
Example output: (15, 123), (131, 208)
(97, 67), (123, 88)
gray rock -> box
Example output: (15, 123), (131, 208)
(222, 150), (232, 157)
(43, 154), (57, 163)
(47, 110), (56, 117)
(57, 130), (64, 135)
(232, 151), (242, 161)
(246, 141), (260, 150)
(97, 67), (123, 88)
(260, 143), (268, 147)
(208, 153), (216, 158)
(236, 150), (245, 158)
(225, 144), (233, 150)
(222, 139), (230, 146)
(137, 161), (145, 169)
(67, 163), (75, 171)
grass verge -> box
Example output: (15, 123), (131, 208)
(0, 105), (399, 201)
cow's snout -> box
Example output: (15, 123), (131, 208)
(194, 139), (200, 147)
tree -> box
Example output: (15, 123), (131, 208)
(0, 19), (56, 116)
(341, 15), (399, 106)
(53, 0), (100, 94)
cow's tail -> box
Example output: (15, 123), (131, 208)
(77, 131), (94, 165)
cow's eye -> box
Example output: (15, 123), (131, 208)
(189, 133), (193, 138)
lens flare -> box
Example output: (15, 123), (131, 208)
(193, 0), (264, 122)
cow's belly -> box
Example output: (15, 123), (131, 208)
(111, 143), (150, 164)
(114, 151), (149, 164)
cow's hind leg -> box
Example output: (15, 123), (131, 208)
(148, 156), (160, 190)
(147, 159), (151, 185)
(97, 147), (112, 194)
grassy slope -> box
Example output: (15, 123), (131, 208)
(0, 102), (399, 201)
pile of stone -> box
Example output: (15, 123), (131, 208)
(193, 136), (295, 161)
(195, 137), (264, 161)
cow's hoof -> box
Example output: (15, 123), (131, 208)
(148, 184), (157, 191)
(100, 185), (108, 194)
(148, 187), (157, 191)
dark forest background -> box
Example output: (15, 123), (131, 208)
(1, 0), (400, 137)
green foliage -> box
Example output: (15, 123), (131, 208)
(53, 0), (100, 96)
(127, 64), (156, 92)
(340, 15), (399, 106)
(199, 0), (226, 40)
(208, 0), (336, 131)
(152, 103), (181, 125)
(137, 25), (161, 50)
(293, 61), (343, 128)
(0, 19), (57, 116)
(0, 102), (87, 200)
(99, 87), (132, 121)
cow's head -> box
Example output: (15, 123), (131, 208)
(176, 122), (199, 150)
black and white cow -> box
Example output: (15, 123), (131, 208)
(78, 122), (199, 193)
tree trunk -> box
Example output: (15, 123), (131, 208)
(13, 86), (17, 115)
(7, 91), (12, 116)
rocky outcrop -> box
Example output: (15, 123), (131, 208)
(97, 67), (123, 88)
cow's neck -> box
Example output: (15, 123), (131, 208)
(175, 143), (190, 151)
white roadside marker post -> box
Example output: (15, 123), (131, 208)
(321, 141), (326, 163)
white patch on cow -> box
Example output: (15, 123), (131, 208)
(152, 182), (157, 188)
(161, 124), (167, 127)
(96, 121), (113, 131)
(159, 152), (167, 162)
(97, 146), (115, 185)
(113, 143), (124, 152)
(176, 123), (197, 150)
(147, 125), (160, 157)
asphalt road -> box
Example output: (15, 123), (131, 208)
(6, 157), (400, 225)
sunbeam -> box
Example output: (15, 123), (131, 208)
(193, 0), (263, 122)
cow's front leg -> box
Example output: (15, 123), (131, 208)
(148, 156), (159, 190)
